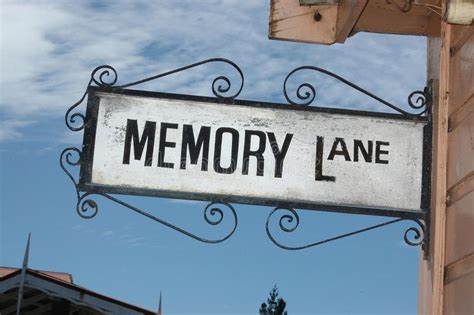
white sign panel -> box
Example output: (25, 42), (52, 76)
(80, 89), (429, 215)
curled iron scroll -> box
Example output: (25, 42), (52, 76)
(283, 66), (431, 118)
(118, 58), (244, 99)
(65, 59), (244, 131)
(266, 207), (426, 250)
(61, 59), (431, 248)
(91, 65), (118, 87)
(60, 147), (100, 219)
(65, 65), (117, 131)
(60, 147), (237, 243)
(62, 59), (245, 244)
(76, 193), (100, 219)
(403, 218), (426, 246)
(91, 195), (239, 244)
(408, 88), (431, 116)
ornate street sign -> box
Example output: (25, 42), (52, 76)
(61, 59), (432, 253)
(80, 88), (429, 218)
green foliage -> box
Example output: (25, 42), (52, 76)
(259, 285), (288, 315)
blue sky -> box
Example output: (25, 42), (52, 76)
(1, 1), (427, 314)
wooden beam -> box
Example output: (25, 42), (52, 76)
(269, 0), (368, 44)
(353, 0), (441, 36)
(269, 0), (338, 44)
(269, 0), (441, 45)
(445, 252), (474, 285)
(447, 171), (474, 206)
(429, 20), (451, 315)
(336, 0), (368, 42)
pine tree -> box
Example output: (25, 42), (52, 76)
(259, 285), (288, 315)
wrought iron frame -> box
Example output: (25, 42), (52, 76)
(61, 58), (433, 257)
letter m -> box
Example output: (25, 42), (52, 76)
(180, 125), (211, 171)
(122, 119), (156, 166)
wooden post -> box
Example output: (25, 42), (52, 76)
(420, 8), (474, 315)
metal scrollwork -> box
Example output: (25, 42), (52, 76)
(403, 219), (426, 246)
(266, 207), (305, 250)
(283, 67), (317, 106)
(65, 65), (119, 132)
(204, 202), (225, 225)
(60, 147), (99, 219)
(202, 203), (238, 242)
(59, 147), (82, 195)
(408, 87), (432, 116)
(91, 65), (118, 87)
(60, 145), (237, 242)
(77, 193), (99, 219)
(278, 208), (300, 233)
(266, 207), (427, 251)
(62, 58), (431, 250)
(283, 66), (431, 118)
(65, 58), (244, 132)
(96, 196), (239, 244)
(61, 59), (246, 245)
(118, 58), (244, 99)
(60, 146), (238, 242)
(65, 91), (88, 132)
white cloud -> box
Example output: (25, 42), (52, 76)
(0, 1), (426, 143)
(0, 119), (33, 141)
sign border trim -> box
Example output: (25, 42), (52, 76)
(78, 86), (431, 220)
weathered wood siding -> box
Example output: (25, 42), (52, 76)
(444, 23), (474, 315)
(420, 19), (473, 315)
